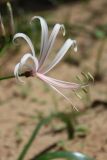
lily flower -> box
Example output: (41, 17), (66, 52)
(14, 16), (82, 110)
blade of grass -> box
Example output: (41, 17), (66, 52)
(17, 116), (52, 160)
(17, 111), (76, 160)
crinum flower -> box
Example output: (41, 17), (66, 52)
(14, 16), (83, 110)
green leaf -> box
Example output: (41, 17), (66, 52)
(36, 151), (94, 160)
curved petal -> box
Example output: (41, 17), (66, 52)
(37, 73), (78, 110)
(14, 63), (24, 83)
(13, 33), (36, 57)
(20, 53), (39, 71)
(14, 53), (39, 82)
(37, 73), (81, 89)
(31, 16), (48, 62)
(14, 63), (19, 78)
(47, 24), (65, 54)
(38, 24), (65, 71)
(43, 39), (77, 74)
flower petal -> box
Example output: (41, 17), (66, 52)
(38, 24), (65, 71)
(37, 73), (81, 89)
(14, 63), (24, 83)
(14, 53), (39, 82)
(37, 73), (78, 110)
(43, 39), (77, 74)
(20, 53), (39, 71)
(13, 33), (36, 57)
(31, 16), (48, 62)
(47, 24), (65, 54)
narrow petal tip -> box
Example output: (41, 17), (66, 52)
(73, 40), (77, 52)
(61, 24), (66, 36)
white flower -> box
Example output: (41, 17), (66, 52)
(14, 16), (81, 110)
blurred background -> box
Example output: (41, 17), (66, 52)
(0, 0), (107, 160)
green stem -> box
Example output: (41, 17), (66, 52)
(0, 74), (15, 81)
(0, 72), (29, 81)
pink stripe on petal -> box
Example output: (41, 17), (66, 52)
(37, 73), (81, 90)
(37, 72), (78, 111)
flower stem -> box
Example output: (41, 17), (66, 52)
(0, 74), (15, 81)
(0, 71), (33, 81)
